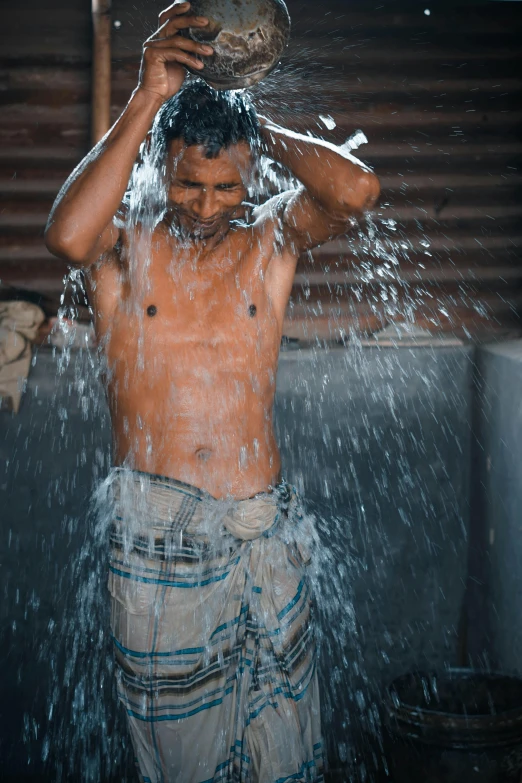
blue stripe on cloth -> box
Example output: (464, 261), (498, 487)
(277, 578), (305, 620)
(282, 625), (314, 672)
(113, 636), (205, 658)
(249, 582), (308, 644)
(248, 698), (275, 722)
(109, 563), (235, 588)
(119, 677), (237, 716)
(209, 605), (248, 639)
(292, 656), (317, 699)
(119, 653), (241, 696)
(245, 591), (309, 637)
(274, 759), (319, 783)
(255, 624), (312, 677)
(282, 580), (310, 628)
(125, 684), (235, 722)
(110, 557), (233, 581)
(114, 629), (242, 664)
(231, 740), (251, 765)
(248, 659), (317, 720)
(196, 762), (232, 783)
(110, 556), (238, 578)
(190, 757), (231, 783)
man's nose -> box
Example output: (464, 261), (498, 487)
(192, 189), (219, 219)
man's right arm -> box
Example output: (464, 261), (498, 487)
(45, 1), (212, 268)
(45, 89), (163, 267)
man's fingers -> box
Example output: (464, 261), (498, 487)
(144, 2), (211, 74)
(144, 45), (205, 70)
(144, 36), (212, 57)
(159, 15), (209, 37)
(158, 1), (190, 25)
(148, 17), (210, 45)
(158, 3), (208, 29)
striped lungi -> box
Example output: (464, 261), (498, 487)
(106, 468), (324, 783)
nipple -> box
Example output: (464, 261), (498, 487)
(248, 304), (257, 318)
(147, 305), (157, 317)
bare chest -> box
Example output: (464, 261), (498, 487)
(100, 231), (281, 376)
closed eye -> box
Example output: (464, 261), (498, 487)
(175, 180), (241, 191)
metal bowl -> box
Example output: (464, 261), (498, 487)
(183, 0), (291, 90)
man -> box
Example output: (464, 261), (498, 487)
(46, 3), (380, 781)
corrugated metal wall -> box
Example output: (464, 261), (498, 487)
(1, 0), (521, 339)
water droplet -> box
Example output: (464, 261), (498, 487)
(319, 114), (336, 130)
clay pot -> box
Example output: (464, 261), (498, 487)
(183, 0), (291, 90)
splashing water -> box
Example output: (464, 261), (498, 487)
(3, 84), (474, 783)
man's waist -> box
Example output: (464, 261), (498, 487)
(107, 466), (291, 543)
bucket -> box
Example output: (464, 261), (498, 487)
(384, 669), (522, 783)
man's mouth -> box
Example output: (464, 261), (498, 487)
(179, 212), (231, 238)
(190, 220), (222, 239)
(167, 205), (241, 240)
(193, 218), (220, 228)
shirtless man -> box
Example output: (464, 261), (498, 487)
(46, 3), (379, 781)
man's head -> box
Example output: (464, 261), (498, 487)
(154, 81), (260, 241)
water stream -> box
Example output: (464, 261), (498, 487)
(2, 83), (473, 783)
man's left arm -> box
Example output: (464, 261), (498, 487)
(258, 117), (381, 253)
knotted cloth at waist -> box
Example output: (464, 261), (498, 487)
(105, 467), (304, 556)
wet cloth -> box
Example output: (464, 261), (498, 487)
(107, 468), (324, 783)
(0, 301), (45, 413)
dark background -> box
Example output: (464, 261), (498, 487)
(1, 0), (521, 338)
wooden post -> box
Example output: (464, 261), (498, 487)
(91, 0), (112, 145)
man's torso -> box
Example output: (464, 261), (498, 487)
(87, 208), (297, 499)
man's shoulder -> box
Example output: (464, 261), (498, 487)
(250, 191), (301, 264)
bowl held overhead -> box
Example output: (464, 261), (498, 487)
(182, 0), (291, 89)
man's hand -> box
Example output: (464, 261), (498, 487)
(138, 2), (213, 103)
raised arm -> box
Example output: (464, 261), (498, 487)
(258, 117), (381, 252)
(45, 2), (212, 267)
(45, 92), (160, 266)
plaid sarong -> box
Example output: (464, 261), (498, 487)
(107, 468), (324, 783)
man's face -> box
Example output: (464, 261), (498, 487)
(166, 140), (252, 241)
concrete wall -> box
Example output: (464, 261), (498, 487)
(0, 343), (474, 781)
(470, 340), (522, 675)
(0, 348), (117, 783)
(274, 344), (473, 774)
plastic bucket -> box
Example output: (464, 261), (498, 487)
(384, 669), (522, 783)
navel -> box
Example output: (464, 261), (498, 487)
(195, 448), (212, 462)
(147, 304), (157, 317)
(248, 304), (257, 318)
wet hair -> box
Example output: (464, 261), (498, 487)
(154, 80), (260, 159)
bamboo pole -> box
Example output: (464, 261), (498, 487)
(91, 0), (112, 145)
